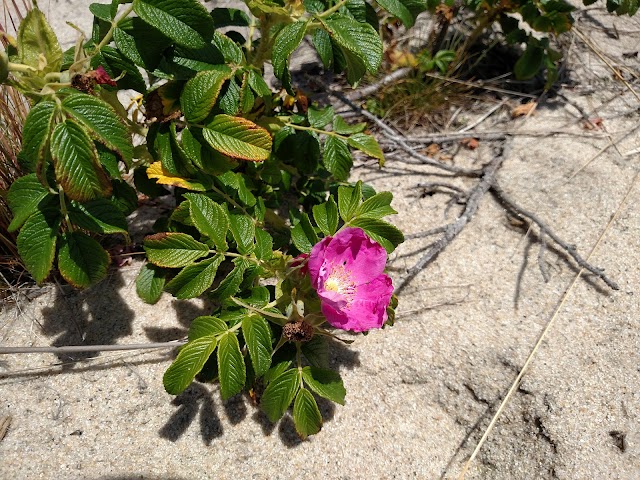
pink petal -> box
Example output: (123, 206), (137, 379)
(323, 228), (387, 285)
(308, 235), (332, 288)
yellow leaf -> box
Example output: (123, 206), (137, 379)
(146, 162), (207, 191)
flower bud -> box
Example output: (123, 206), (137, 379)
(0, 49), (9, 83)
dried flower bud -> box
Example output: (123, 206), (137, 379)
(283, 320), (314, 342)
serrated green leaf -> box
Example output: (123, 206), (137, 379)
(212, 31), (244, 64)
(302, 366), (346, 405)
(67, 198), (129, 235)
(7, 174), (51, 232)
(136, 262), (166, 304)
(133, 0), (214, 49)
(92, 46), (147, 93)
(272, 21), (308, 93)
(203, 114), (272, 162)
(293, 388), (322, 439)
(212, 257), (249, 299)
(163, 335), (217, 394)
(347, 133), (384, 162)
(58, 232), (110, 288)
(50, 120), (112, 202)
(215, 171), (256, 206)
(254, 228), (273, 261)
(312, 29), (333, 69)
(90, 3), (113, 21)
(183, 193), (229, 250)
(301, 336), (329, 368)
(247, 69), (272, 98)
(333, 115), (366, 135)
(18, 7), (62, 74)
(114, 17), (172, 70)
(16, 203), (59, 283)
(164, 255), (224, 300)
(110, 179), (138, 216)
(376, 0), (415, 26)
(61, 92), (133, 165)
(188, 315), (228, 341)
(217, 332), (246, 400)
(144, 232), (209, 267)
(349, 217), (404, 253)
(312, 197), (338, 237)
(261, 368), (301, 422)
(323, 136), (352, 181)
(322, 14), (382, 74)
(164, 254), (223, 299)
(211, 8), (250, 27)
(96, 143), (122, 180)
(242, 315), (272, 377)
(355, 191), (397, 219)
(291, 212), (318, 254)
(515, 42), (545, 80)
(228, 213), (255, 254)
(181, 67), (233, 122)
(20, 100), (57, 172)
(181, 127), (236, 176)
(308, 105), (334, 129)
(338, 181), (362, 222)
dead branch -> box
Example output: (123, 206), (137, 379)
(395, 144), (509, 294)
(347, 67), (412, 102)
(490, 182), (619, 290)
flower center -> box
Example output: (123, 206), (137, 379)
(323, 264), (357, 303)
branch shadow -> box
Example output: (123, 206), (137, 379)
(144, 298), (213, 342)
(39, 269), (135, 367)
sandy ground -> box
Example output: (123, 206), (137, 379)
(1, 2), (639, 479)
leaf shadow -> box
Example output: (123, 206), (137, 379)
(144, 298), (213, 342)
(39, 269), (135, 367)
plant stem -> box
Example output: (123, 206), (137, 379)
(230, 297), (288, 322)
(285, 122), (348, 140)
(58, 187), (73, 233)
(317, 0), (348, 19)
(94, 3), (135, 53)
(7, 62), (37, 74)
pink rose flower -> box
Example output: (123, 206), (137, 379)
(308, 227), (394, 332)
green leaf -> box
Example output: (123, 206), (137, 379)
(189, 316), (228, 341)
(67, 198), (129, 235)
(212, 257), (249, 299)
(322, 14), (382, 74)
(203, 114), (272, 162)
(133, 0), (214, 49)
(347, 133), (384, 162)
(302, 366), (346, 405)
(135, 262), (166, 304)
(301, 336), (329, 368)
(7, 174), (51, 232)
(58, 232), (110, 288)
(333, 115), (366, 135)
(212, 31), (244, 64)
(164, 254), (224, 299)
(181, 67), (233, 122)
(376, 0), (415, 27)
(17, 7), (62, 73)
(293, 388), (322, 439)
(514, 42), (545, 80)
(114, 17), (173, 70)
(308, 105), (334, 129)
(96, 144), (121, 180)
(16, 204), (59, 283)
(163, 335), (218, 395)
(183, 193), (229, 250)
(50, 120), (112, 202)
(272, 21), (308, 93)
(355, 191), (397, 219)
(228, 213), (255, 254)
(92, 46), (147, 93)
(254, 228), (273, 261)
(338, 181), (362, 222)
(215, 171), (256, 206)
(242, 315), (273, 376)
(90, 3), (113, 21)
(144, 232), (209, 267)
(349, 217), (404, 253)
(291, 212), (318, 254)
(312, 197), (339, 237)
(312, 29), (333, 69)
(260, 368), (301, 423)
(323, 135), (352, 181)
(181, 127), (236, 176)
(217, 332), (246, 400)
(61, 92), (134, 165)
(211, 8), (250, 28)
(20, 100), (57, 172)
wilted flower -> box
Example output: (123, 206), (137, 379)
(308, 227), (393, 332)
(91, 66), (117, 86)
